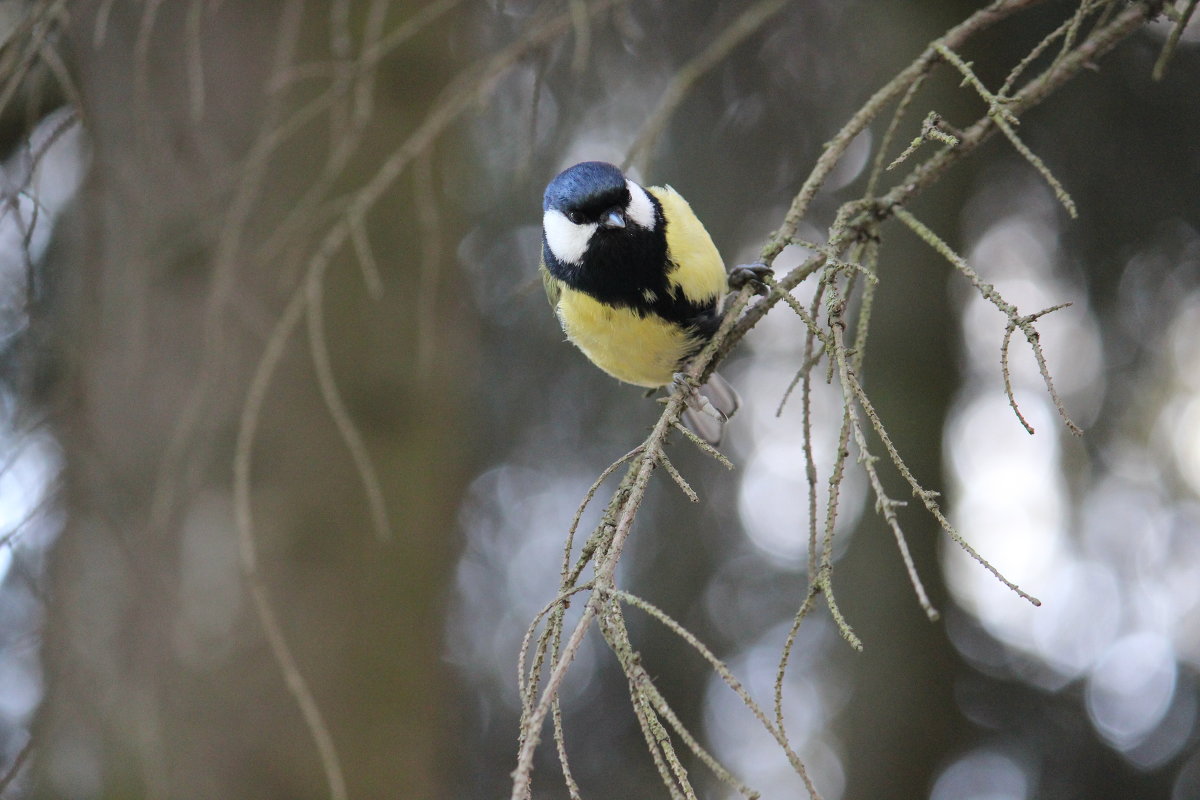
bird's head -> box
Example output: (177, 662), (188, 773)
(541, 161), (657, 266)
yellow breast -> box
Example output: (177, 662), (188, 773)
(556, 288), (697, 388)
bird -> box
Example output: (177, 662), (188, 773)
(539, 160), (766, 444)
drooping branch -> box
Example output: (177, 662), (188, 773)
(512, 2), (1161, 797)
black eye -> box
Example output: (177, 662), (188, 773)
(566, 211), (583, 224)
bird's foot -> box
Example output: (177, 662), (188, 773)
(672, 373), (726, 422)
(728, 261), (773, 295)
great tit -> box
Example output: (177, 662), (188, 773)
(540, 161), (757, 444)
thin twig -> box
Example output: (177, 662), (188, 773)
(623, 0), (789, 174)
(517, 584), (595, 712)
(837, 335), (1043, 607)
(234, 281), (349, 800)
(1153, 0), (1198, 79)
(934, 41), (1077, 217)
(616, 590), (820, 799)
(761, 0), (1050, 266)
(561, 446), (643, 581)
(885, 111), (959, 172)
(605, 606), (759, 798)
(774, 587), (818, 740)
(305, 261), (394, 541)
(894, 207), (1082, 435)
(658, 450), (699, 502)
(672, 421), (735, 469)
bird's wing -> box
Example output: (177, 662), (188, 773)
(539, 257), (561, 310)
(646, 185), (727, 304)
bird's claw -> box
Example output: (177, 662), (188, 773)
(671, 373), (726, 421)
(728, 261), (773, 296)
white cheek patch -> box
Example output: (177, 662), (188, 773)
(626, 180), (656, 230)
(543, 209), (597, 265)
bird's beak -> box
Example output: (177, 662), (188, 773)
(601, 208), (627, 229)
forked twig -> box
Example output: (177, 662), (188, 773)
(895, 207), (1082, 436)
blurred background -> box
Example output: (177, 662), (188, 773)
(0, 0), (1196, 798)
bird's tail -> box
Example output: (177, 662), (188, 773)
(680, 371), (740, 445)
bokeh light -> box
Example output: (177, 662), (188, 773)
(930, 747), (1032, 800)
(945, 175), (1200, 778)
